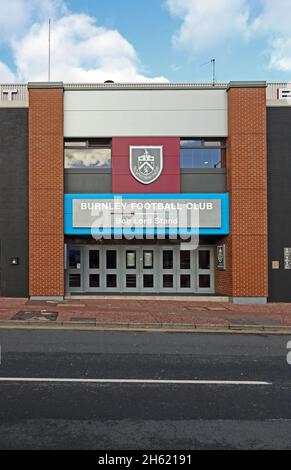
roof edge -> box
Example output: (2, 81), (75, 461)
(28, 82), (64, 89)
(227, 81), (267, 90)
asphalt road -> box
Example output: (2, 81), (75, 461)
(0, 329), (290, 450)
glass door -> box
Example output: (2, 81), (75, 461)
(160, 248), (177, 292)
(104, 248), (120, 292)
(86, 247), (102, 292)
(121, 247), (140, 292)
(178, 248), (195, 293)
(141, 248), (156, 292)
(120, 247), (157, 292)
(197, 247), (214, 294)
(67, 246), (83, 293)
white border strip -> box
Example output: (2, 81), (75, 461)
(0, 378), (271, 385)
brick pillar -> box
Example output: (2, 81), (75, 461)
(215, 82), (268, 303)
(28, 83), (64, 299)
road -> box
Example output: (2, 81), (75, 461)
(0, 328), (290, 450)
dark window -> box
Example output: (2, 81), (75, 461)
(69, 274), (81, 288)
(180, 275), (191, 288)
(107, 274), (117, 288)
(163, 251), (173, 269)
(180, 139), (225, 169)
(180, 251), (191, 269)
(69, 249), (81, 269)
(89, 251), (99, 269)
(126, 275), (136, 288)
(65, 139), (111, 169)
(89, 274), (100, 288)
(144, 275), (154, 288)
(199, 251), (210, 270)
(163, 275), (174, 288)
(199, 274), (211, 288)
(106, 250), (117, 269)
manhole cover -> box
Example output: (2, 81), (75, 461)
(13, 311), (58, 321)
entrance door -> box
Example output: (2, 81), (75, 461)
(197, 247), (214, 294)
(86, 247), (102, 292)
(141, 248), (156, 292)
(104, 248), (120, 292)
(178, 249), (195, 293)
(161, 248), (177, 292)
(120, 246), (157, 292)
(66, 244), (214, 295)
(122, 247), (140, 292)
(67, 246), (83, 293)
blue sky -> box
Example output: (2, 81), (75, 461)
(0, 0), (291, 83)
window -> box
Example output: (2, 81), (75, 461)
(106, 250), (117, 269)
(65, 139), (111, 169)
(180, 139), (225, 169)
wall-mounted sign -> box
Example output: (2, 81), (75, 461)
(73, 197), (222, 229)
(130, 146), (163, 184)
(0, 85), (28, 103)
(217, 244), (226, 270)
(284, 248), (291, 269)
(64, 193), (230, 236)
(272, 261), (280, 270)
(1, 89), (18, 101)
(278, 88), (291, 100)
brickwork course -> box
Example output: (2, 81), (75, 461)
(29, 86), (64, 297)
(215, 85), (268, 298)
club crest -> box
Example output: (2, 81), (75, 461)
(130, 146), (163, 184)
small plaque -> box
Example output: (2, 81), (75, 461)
(217, 245), (226, 271)
(272, 261), (280, 270)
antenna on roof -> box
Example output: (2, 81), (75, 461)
(48, 19), (51, 82)
(201, 58), (216, 86)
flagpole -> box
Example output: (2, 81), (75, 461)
(48, 19), (51, 82)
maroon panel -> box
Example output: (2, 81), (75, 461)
(112, 137), (180, 194)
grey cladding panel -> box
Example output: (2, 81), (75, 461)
(64, 89), (228, 137)
(267, 107), (291, 301)
(0, 108), (28, 297)
(65, 170), (112, 193)
(181, 170), (227, 193)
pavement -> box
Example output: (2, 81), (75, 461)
(0, 329), (290, 449)
(1, 297), (291, 332)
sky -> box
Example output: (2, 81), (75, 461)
(0, 0), (291, 84)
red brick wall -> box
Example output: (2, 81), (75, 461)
(29, 86), (64, 297)
(215, 85), (268, 298)
(112, 137), (180, 193)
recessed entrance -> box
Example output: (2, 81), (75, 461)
(66, 245), (214, 294)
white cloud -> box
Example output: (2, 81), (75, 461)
(165, 0), (251, 53)
(251, 0), (291, 72)
(0, 0), (67, 43)
(0, 62), (16, 82)
(0, 0), (168, 83)
(165, 0), (291, 74)
(268, 38), (291, 72)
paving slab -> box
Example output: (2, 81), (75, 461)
(0, 297), (291, 330)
